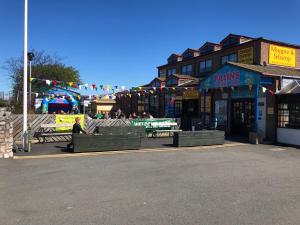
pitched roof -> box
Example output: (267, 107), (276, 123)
(277, 80), (300, 95)
(170, 74), (197, 80)
(156, 77), (166, 81)
(227, 62), (300, 78)
(177, 78), (200, 87)
(220, 33), (254, 44)
(199, 42), (221, 49)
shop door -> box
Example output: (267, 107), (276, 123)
(182, 100), (198, 130)
(231, 99), (255, 135)
(258, 97), (266, 139)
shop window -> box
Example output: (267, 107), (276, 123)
(221, 53), (237, 65)
(181, 64), (193, 75)
(199, 59), (212, 74)
(278, 103), (300, 129)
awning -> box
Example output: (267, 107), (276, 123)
(276, 80), (300, 95)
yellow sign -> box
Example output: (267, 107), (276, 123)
(56, 114), (84, 131)
(238, 47), (253, 64)
(183, 90), (199, 100)
(200, 96), (211, 113)
(269, 44), (296, 67)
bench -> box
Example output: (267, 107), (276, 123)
(146, 122), (182, 137)
(35, 123), (73, 143)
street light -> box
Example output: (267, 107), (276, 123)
(28, 52), (34, 113)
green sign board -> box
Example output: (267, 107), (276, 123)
(131, 119), (175, 129)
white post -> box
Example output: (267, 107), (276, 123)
(23, 0), (28, 150)
(29, 60), (32, 113)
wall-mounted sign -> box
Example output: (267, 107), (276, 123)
(238, 47), (253, 64)
(183, 90), (199, 100)
(200, 64), (261, 90)
(269, 44), (296, 67)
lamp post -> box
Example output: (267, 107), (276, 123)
(23, 0), (28, 150)
(28, 52), (34, 113)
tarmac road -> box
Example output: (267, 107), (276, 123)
(1, 143), (300, 225)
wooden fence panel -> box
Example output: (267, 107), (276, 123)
(12, 115), (179, 143)
(12, 115), (131, 142)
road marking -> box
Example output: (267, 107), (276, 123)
(13, 143), (247, 160)
(267, 148), (287, 152)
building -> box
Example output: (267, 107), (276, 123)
(118, 33), (300, 143)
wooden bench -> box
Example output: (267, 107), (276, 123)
(35, 123), (73, 143)
(147, 122), (182, 137)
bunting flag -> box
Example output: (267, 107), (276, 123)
(30, 77), (202, 97)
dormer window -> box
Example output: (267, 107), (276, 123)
(168, 54), (182, 64)
(182, 49), (200, 59)
(220, 34), (254, 49)
(199, 42), (221, 54)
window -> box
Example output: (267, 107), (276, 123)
(229, 53), (237, 62)
(159, 69), (166, 77)
(221, 53), (237, 65)
(278, 103), (300, 129)
(199, 59), (212, 73)
(181, 64), (192, 75)
(174, 100), (182, 117)
(167, 68), (176, 76)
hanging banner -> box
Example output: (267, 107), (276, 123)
(200, 96), (211, 113)
(55, 114), (84, 131)
(269, 44), (296, 67)
(238, 47), (253, 64)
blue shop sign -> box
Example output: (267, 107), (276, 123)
(200, 64), (261, 90)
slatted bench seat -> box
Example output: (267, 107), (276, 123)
(35, 123), (73, 143)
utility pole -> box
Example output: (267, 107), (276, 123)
(23, 0), (28, 150)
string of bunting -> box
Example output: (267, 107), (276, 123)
(30, 77), (199, 95)
(30, 77), (124, 93)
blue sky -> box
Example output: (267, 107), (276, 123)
(0, 0), (299, 93)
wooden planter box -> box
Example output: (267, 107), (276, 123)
(173, 130), (225, 147)
(73, 127), (144, 152)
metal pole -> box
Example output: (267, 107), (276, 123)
(29, 60), (32, 113)
(255, 84), (259, 132)
(23, 0), (28, 150)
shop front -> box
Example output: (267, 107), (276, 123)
(276, 80), (300, 146)
(200, 62), (273, 139)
